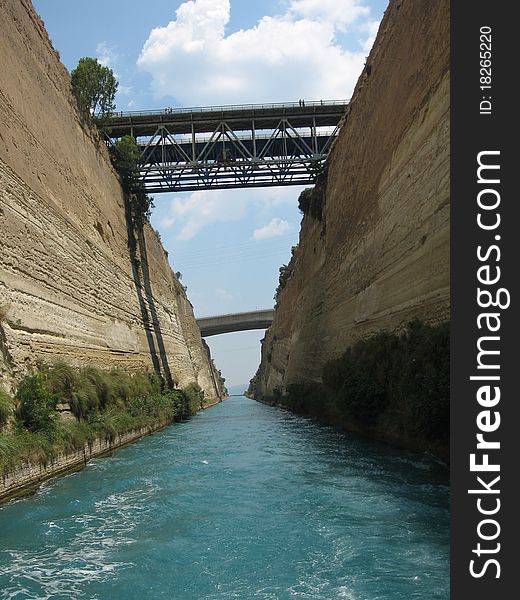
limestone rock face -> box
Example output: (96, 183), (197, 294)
(256, 0), (450, 396)
(0, 0), (224, 399)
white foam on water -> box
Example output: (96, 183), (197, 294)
(337, 587), (357, 599)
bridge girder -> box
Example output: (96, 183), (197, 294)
(196, 309), (274, 337)
(105, 101), (347, 193)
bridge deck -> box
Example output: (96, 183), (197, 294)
(196, 309), (274, 337)
(108, 100), (347, 137)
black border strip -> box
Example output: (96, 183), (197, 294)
(451, 1), (517, 597)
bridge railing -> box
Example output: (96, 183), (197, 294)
(112, 99), (349, 119)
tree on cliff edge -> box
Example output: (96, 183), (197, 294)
(71, 57), (118, 123)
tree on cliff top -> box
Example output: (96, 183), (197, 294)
(71, 57), (118, 122)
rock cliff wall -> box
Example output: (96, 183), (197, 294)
(0, 0), (224, 399)
(256, 0), (449, 397)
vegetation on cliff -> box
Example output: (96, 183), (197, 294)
(109, 135), (141, 189)
(272, 165), (329, 306)
(246, 372), (259, 398)
(71, 57), (117, 124)
(251, 321), (449, 454)
(70, 58), (154, 227)
(0, 388), (12, 429)
(274, 245), (298, 304)
(107, 134), (155, 230)
(297, 164), (328, 220)
(0, 364), (205, 475)
(325, 321), (449, 440)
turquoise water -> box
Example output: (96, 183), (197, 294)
(0, 396), (449, 599)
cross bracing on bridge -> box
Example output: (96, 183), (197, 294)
(105, 100), (348, 193)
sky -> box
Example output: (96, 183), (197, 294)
(33, 0), (388, 389)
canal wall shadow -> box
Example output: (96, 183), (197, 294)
(124, 193), (173, 388)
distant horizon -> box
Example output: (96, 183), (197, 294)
(227, 383), (248, 395)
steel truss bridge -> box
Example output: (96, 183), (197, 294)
(105, 100), (348, 193)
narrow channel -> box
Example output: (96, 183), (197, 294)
(0, 397), (449, 599)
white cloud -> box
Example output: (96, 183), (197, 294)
(158, 189), (247, 240)
(157, 186), (302, 240)
(215, 288), (234, 301)
(289, 0), (370, 32)
(118, 85), (133, 96)
(96, 41), (134, 103)
(137, 0), (378, 105)
(360, 19), (381, 53)
(252, 218), (291, 240)
(96, 42), (118, 68)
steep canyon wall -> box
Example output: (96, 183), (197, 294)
(0, 0), (223, 399)
(256, 0), (449, 398)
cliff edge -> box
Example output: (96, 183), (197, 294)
(0, 0), (224, 399)
(253, 0), (449, 453)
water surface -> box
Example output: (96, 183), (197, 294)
(0, 396), (449, 599)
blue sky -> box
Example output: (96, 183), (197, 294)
(33, 0), (387, 388)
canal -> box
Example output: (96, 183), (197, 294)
(0, 396), (449, 599)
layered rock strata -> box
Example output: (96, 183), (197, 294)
(0, 0), (224, 399)
(255, 0), (449, 398)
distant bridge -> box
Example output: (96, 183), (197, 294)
(196, 309), (274, 337)
(105, 100), (347, 193)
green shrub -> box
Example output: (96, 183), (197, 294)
(247, 372), (259, 398)
(128, 394), (165, 420)
(392, 321), (450, 440)
(16, 374), (58, 435)
(17, 364), (166, 423)
(323, 332), (394, 426)
(267, 321), (449, 444)
(108, 370), (133, 406)
(70, 384), (99, 421)
(109, 135), (140, 191)
(1, 363), (205, 476)
(43, 362), (77, 398)
(274, 245), (298, 303)
(321, 321), (450, 438)
(0, 388), (13, 428)
(52, 421), (95, 454)
(164, 389), (191, 421)
(0, 429), (55, 474)
(297, 165), (327, 220)
(81, 367), (115, 410)
(129, 371), (162, 400)
(284, 382), (325, 417)
(183, 383), (205, 412)
(130, 190), (155, 224)
(90, 408), (134, 443)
